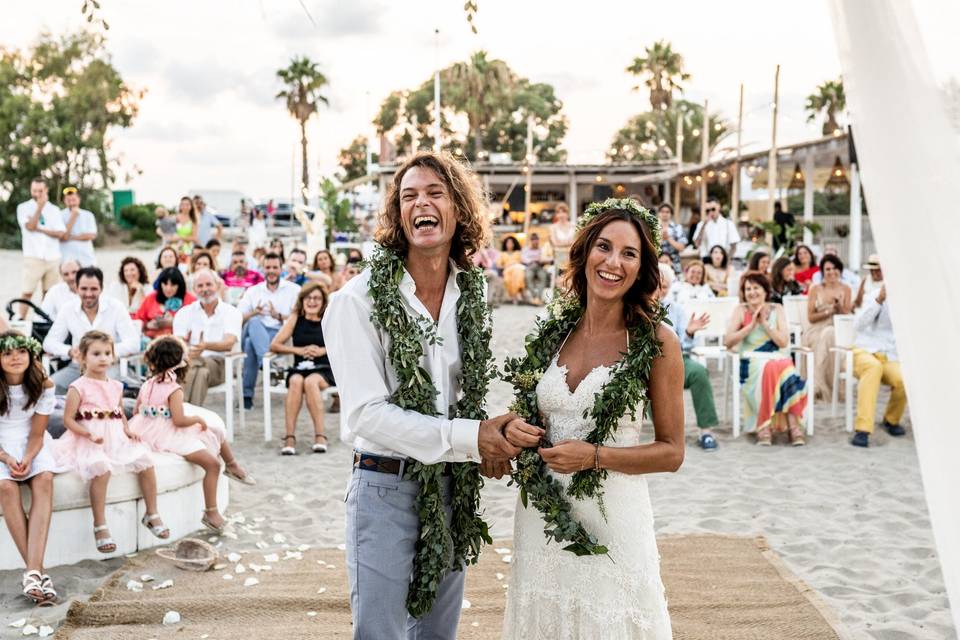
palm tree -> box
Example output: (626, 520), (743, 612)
(805, 79), (846, 135)
(276, 56), (329, 204)
(627, 41), (690, 110)
(444, 51), (515, 158)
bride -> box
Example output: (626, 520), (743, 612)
(501, 200), (684, 639)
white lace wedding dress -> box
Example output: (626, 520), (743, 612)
(502, 355), (672, 639)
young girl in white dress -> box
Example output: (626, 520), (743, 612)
(53, 330), (169, 554)
(128, 336), (253, 534)
(0, 333), (59, 604)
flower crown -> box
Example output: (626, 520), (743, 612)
(576, 197), (662, 248)
(0, 334), (42, 357)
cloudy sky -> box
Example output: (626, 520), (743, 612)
(3, 1), (956, 204)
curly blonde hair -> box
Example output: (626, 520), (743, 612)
(375, 151), (490, 270)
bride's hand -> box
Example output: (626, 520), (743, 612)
(538, 440), (595, 474)
(503, 418), (544, 449)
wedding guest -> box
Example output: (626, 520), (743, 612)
(268, 238), (286, 264)
(497, 235), (525, 304)
(793, 244), (819, 293)
(17, 178), (65, 319)
(59, 187), (97, 267)
(205, 238), (224, 270)
(657, 203), (687, 274)
(308, 249), (340, 292)
(340, 257), (362, 284)
(670, 261), (715, 305)
(40, 261), (80, 319)
(174, 197), (199, 258)
(269, 282), (334, 455)
(549, 203), (575, 274)
(192, 195), (222, 248)
(186, 250), (217, 293)
(772, 201), (795, 251)
(172, 270), (242, 406)
(0, 333), (58, 604)
(803, 255), (852, 401)
(704, 245), (733, 296)
(724, 272), (808, 446)
(521, 233), (551, 305)
(249, 208), (268, 249)
(854, 254), (884, 310)
(812, 244), (861, 289)
(284, 248), (309, 286)
(769, 256), (804, 304)
(106, 257), (149, 316)
(155, 206), (177, 245)
(693, 197), (739, 258)
(154, 246), (180, 284)
(685, 207), (701, 247)
(747, 251), (770, 275)
(134, 268), (196, 340)
(222, 251), (264, 305)
(472, 240), (504, 307)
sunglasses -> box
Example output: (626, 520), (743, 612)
(62, 187), (78, 196)
(705, 207), (718, 213)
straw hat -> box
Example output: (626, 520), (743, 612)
(862, 254), (881, 270)
(156, 538), (219, 572)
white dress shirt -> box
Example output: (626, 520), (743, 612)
(17, 200), (64, 260)
(323, 264), (481, 465)
(60, 207), (97, 266)
(40, 282), (79, 319)
(694, 216), (740, 257)
(855, 296), (898, 361)
(173, 298), (242, 359)
(237, 279), (300, 330)
(43, 296), (139, 359)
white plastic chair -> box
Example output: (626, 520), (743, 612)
(118, 320), (145, 379)
(205, 352), (247, 442)
(262, 352), (337, 443)
(727, 347), (815, 438)
(781, 295), (809, 347)
(830, 314), (857, 433)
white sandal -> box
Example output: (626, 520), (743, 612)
(22, 570), (45, 603)
(200, 507), (225, 535)
(93, 525), (116, 554)
(39, 574), (57, 605)
(141, 513), (170, 539)
(312, 434), (328, 454)
(280, 435), (297, 456)
(223, 461), (257, 485)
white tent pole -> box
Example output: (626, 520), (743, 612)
(803, 152), (815, 246)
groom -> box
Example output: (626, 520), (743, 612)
(324, 151), (522, 639)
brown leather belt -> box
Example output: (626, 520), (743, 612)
(353, 452), (452, 477)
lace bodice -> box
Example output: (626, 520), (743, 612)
(536, 356), (644, 447)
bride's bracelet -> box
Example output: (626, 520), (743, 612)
(593, 444), (602, 471)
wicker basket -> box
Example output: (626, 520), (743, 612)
(156, 538), (219, 572)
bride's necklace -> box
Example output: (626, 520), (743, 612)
(504, 290), (667, 556)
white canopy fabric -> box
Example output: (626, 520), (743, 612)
(828, 0), (959, 630)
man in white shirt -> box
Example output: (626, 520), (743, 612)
(43, 266), (139, 393)
(693, 196), (740, 259)
(194, 195), (223, 248)
(17, 177), (65, 318)
(173, 269), (243, 405)
(237, 252), (299, 408)
(40, 260), (81, 319)
(59, 187), (98, 266)
(850, 259), (906, 447)
(323, 152), (525, 638)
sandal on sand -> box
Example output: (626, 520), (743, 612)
(223, 461), (257, 486)
(789, 423), (806, 447)
(141, 513), (170, 539)
(39, 574), (57, 605)
(312, 434), (328, 454)
(201, 507), (225, 535)
(21, 570), (45, 604)
(93, 525), (116, 554)
(756, 426), (773, 446)
(281, 435), (297, 456)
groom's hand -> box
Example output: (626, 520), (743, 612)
(478, 413), (522, 461)
(479, 458), (512, 480)
(503, 418), (544, 449)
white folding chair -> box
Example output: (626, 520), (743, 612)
(118, 320), (145, 380)
(262, 352), (338, 443)
(727, 347), (815, 438)
(206, 352), (247, 442)
(830, 314), (857, 433)
(781, 295), (809, 347)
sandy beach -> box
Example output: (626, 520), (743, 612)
(0, 248), (954, 639)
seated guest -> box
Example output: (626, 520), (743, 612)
(340, 256), (362, 285)
(284, 248), (309, 286)
(747, 251), (770, 275)
(172, 269), (242, 406)
(497, 235), (525, 304)
(134, 267), (196, 339)
(854, 253), (884, 310)
(473, 240), (504, 307)
(187, 249), (217, 294)
(704, 245), (733, 296)
(205, 238), (224, 270)
(792, 244), (819, 293)
(43, 266), (139, 393)
(222, 250), (264, 305)
(803, 255), (852, 401)
(268, 238), (286, 264)
(657, 203), (687, 275)
(670, 261), (715, 305)
(549, 203), (575, 274)
(228, 238), (258, 272)
(724, 272), (808, 446)
(106, 257), (149, 316)
(307, 249), (340, 292)
(40, 260), (80, 319)
(153, 246), (180, 285)
(658, 264), (720, 451)
(812, 244), (860, 289)
(268, 282), (335, 455)
(850, 263), (906, 447)
(769, 256), (804, 304)
(521, 232), (551, 305)
(237, 253), (299, 409)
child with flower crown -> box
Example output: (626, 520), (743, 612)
(128, 336), (254, 533)
(53, 330), (169, 553)
(0, 332), (59, 604)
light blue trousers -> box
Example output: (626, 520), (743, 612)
(241, 316), (279, 399)
(345, 466), (465, 640)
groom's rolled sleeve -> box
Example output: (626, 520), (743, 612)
(323, 287), (481, 465)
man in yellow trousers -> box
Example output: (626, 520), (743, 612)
(851, 258), (906, 447)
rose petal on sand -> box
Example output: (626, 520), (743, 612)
(243, 577), (259, 587)
(472, 622), (480, 627)
(254, 516), (266, 523)
(255, 541), (269, 550)
(38, 626), (53, 638)
(213, 564), (227, 571)
(326, 565), (336, 570)
(272, 534), (286, 543)
(282, 493), (295, 502)
(222, 531), (238, 540)
(501, 555), (512, 563)
(223, 574), (233, 580)
(21, 624), (38, 636)
(227, 552), (242, 563)
(317, 587), (327, 594)
(235, 564), (246, 574)
(152, 579), (174, 590)
(162, 611), (181, 625)
(201, 635), (210, 639)
(140, 574), (155, 583)
(207, 536), (219, 544)
(9, 619), (26, 628)
(126, 580), (143, 591)
(263, 553), (279, 563)
(297, 544), (310, 552)
(316, 560), (326, 566)
(307, 612), (317, 617)
(496, 573), (504, 581)
(336, 543), (346, 551)
(461, 599), (471, 609)
(494, 548), (510, 555)
(283, 551), (303, 560)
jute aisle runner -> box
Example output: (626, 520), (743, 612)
(56, 535), (851, 639)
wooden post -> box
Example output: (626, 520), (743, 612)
(673, 109), (683, 214)
(732, 83), (744, 221)
(568, 173), (579, 223)
(803, 151), (815, 246)
(700, 99), (709, 211)
(522, 115), (534, 236)
(767, 65), (780, 219)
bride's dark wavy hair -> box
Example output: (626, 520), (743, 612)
(0, 331), (49, 415)
(563, 209), (661, 328)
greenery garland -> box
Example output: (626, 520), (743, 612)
(366, 245), (495, 617)
(502, 198), (667, 556)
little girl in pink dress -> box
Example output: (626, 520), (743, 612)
(128, 336), (254, 534)
(53, 331), (169, 553)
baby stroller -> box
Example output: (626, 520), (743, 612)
(4, 298), (55, 343)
